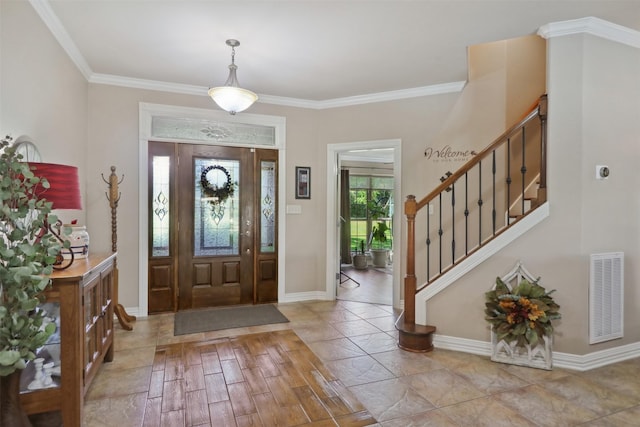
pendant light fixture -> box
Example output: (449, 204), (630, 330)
(208, 39), (258, 115)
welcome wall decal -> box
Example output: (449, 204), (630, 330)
(424, 145), (477, 163)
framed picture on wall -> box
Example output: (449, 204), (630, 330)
(295, 166), (311, 199)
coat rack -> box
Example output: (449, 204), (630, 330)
(102, 166), (136, 331)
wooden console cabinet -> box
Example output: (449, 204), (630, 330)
(19, 252), (117, 426)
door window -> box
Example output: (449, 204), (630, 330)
(151, 156), (171, 257)
(194, 158), (240, 257)
(260, 160), (276, 253)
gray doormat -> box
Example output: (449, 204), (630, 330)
(174, 304), (289, 336)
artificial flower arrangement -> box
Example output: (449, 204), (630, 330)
(485, 277), (561, 348)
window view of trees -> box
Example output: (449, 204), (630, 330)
(349, 175), (393, 252)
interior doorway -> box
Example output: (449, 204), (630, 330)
(326, 139), (402, 308)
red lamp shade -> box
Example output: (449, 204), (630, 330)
(28, 162), (82, 210)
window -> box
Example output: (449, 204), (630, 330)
(349, 175), (393, 252)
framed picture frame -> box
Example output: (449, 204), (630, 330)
(295, 166), (311, 199)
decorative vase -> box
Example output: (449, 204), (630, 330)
(0, 370), (32, 426)
(62, 225), (90, 259)
(371, 249), (388, 267)
(353, 254), (368, 270)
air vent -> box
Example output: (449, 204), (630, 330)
(589, 252), (624, 344)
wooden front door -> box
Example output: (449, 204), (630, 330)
(148, 141), (278, 313)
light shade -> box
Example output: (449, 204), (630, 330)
(209, 39), (258, 115)
(28, 162), (82, 210)
(208, 86), (258, 115)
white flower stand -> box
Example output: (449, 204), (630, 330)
(489, 261), (554, 370)
(491, 333), (553, 370)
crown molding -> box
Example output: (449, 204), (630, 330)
(88, 77), (466, 110)
(90, 73), (208, 96)
(538, 16), (640, 49)
(28, 0), (93, 80)
(312, 82), (467, 109)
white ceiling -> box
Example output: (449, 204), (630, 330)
(35, 1), (640, 106)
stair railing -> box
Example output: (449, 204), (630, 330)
(398, 94), (547, 351)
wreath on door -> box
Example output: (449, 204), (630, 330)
(200, 165), (235, 204)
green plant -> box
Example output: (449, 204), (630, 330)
(371, 221), (389, 249)
(0, 135), (61, 376)
(484, 277), (561, 348)
(367, 190), (391, 220)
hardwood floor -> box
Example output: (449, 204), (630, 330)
(142, 331), (375, 426)
(83, 300), (640, 426)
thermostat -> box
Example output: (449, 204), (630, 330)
(596, 165), (610, 180)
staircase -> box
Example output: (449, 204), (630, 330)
(396, 95), (548, 352)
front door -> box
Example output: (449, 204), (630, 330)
(148, 141), (278, 313)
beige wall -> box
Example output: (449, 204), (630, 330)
(407, 35), (546, 287)
(86, 86), (464, 305)
(1, 1), (88, 226)
(427, 33), (640, 355)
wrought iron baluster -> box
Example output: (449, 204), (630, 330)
(451, 182), (456, 265)
(477, 161), (483, 246)
(506, 138), (512, 225)
(464, 172), (469, 255)
(521, 127), (527, 216)
(426, 203), (431, 281)
(438, 193), (443, 274)
(492, 150), (497, 234)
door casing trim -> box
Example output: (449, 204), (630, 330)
(326, 139), (402, 308)
(139, 103), (286, 317)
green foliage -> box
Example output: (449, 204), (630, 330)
(0, 135), (61, 376)
(371, 221), (389, 249)
(367, 190), (391, 220)
(484, 276), (561, 348)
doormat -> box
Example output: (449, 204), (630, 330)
(174, 304), (289, 336)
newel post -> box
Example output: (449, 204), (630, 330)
(396, 194), (435, 352)
(404, 195), (417, 324)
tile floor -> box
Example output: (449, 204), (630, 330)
(84, 300), (640, 426)
(338, 266), (392, 306)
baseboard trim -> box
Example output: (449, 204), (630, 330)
(278, 291), (332, 303)
(433, 334), (640, 371)
(121, 291), (331, 318)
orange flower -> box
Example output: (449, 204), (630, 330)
(500, 300), (515, 310)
